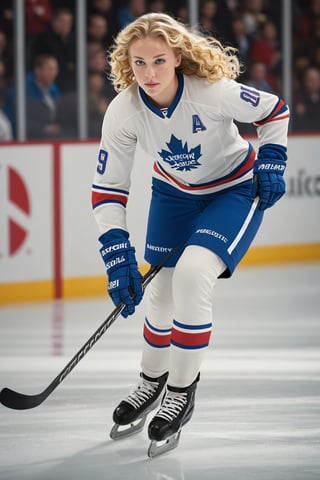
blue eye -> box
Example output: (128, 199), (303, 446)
(135, 59), (145, 66)
(155, 58), (165, 64)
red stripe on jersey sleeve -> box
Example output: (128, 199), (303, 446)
(255, 100), (290, 126)
(92, 191), (128, 208)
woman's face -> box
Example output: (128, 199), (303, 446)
(129, 35), (181, 108)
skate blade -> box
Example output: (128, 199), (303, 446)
(147, 431), (181, 458)
(110, 415), (147, 440)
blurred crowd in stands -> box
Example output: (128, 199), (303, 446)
(0, 0), (319, 141)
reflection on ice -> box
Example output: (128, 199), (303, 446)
(0, 264), (319, 480)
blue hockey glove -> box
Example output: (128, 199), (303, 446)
(99, 229), (143, 318)
(252, 145), (287, 210)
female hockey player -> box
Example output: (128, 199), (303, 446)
(92, 12), (289, 457)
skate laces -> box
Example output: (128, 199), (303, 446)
(125, 378), (159, 410)
(155, 390), (188, 422)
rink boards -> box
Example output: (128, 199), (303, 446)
(0, 135), (319, 303)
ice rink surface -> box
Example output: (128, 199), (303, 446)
(0, 263), (319, 480)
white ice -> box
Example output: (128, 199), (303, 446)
(0, 263), (319, 480)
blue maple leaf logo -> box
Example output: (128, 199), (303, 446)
(158, 135), (202, 171)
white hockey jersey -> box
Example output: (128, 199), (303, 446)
(92, 74), (289, 234)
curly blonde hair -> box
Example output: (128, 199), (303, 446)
(108, 13), (241, 92)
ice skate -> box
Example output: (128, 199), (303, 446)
(147, 373), (200, 457)
(110, 371), (168, 440)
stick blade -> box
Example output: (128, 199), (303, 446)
(0, 387), (45, 410)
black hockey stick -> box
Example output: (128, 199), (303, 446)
(0, 245), (182, 410)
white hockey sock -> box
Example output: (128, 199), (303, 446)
(141, 267), (174, 378)
(168, 245), (226, 387)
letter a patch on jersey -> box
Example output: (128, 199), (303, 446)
(192, 114), (207, 133)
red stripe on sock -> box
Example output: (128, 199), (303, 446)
(171, 327), (212, 348)
(143, 324), (171, 347)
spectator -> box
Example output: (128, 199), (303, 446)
(25, 0), (52, 37)
(25, 0), (53, 70)
(87, 71), (110, 138)
(174, 2), (188, 23)
(117, 0), (146, 28)
(32, 7), (76, 92)
(226, 13), (253, 68)
(4, 54), (62, 139)
(55, 90), (78, 139)
(296, 0), (320, 39)
(246, 61), (274, 93)
(199, 0), (219, 35)
(147, 0), (167, 13)
(314, 43), (320, 73)
(0, 0), (14, 38)
(0, 99), (12, 141)
(292, 66), (320, 132)
(209, 0), (234, 41)
(0, 59), (6, 90)
(87, 0), (119, 41)
(199, 0), (236, 40)
(87, 13), (112, 47)
(294, 15), (320, 87)
(249, 20), (281, 92)
(87, 0), (112, 16)
(88, 42), (108, 74)
(240, 0), (268, 38)
(0, 28), (13, 84)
